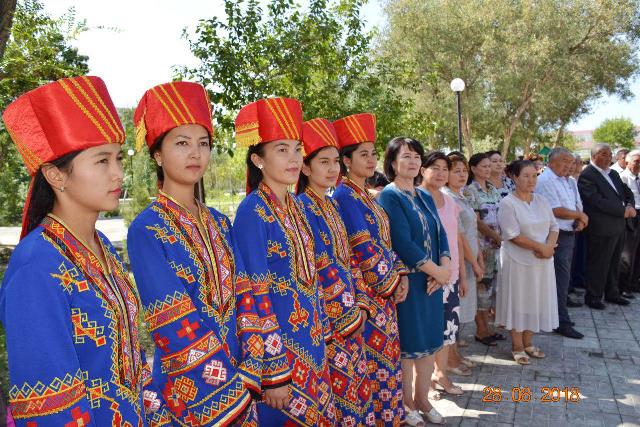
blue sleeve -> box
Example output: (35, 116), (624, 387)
(127, 221), (252, 422)
(378, 189), (430, 269)
(2, 264), (96, 426)
(232, 204), (292, 389)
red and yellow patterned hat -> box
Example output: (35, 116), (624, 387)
(235, 97), (303, 147)
(301, 118), (339, 158)
(332, 113), (376, 148)
(134, 81), (213, 151)
(2, 75), (124, 239)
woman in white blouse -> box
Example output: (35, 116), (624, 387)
(496, 160), (559, 365)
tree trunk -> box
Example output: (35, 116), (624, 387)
(553, 123), (566, 147)
(0, 0), (17, 61)
(462, 113), (473, 157)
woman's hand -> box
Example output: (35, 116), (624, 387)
(352, 309), (368, 337)
(427, 277), (442, 295)
(534, 243), (556, 259)
(472, 260), (484, 280)
(459, 277), (468, 298)
(431, 265), (451, 285)
(393, 276), (409, 303)
(264, 385), (290, 410)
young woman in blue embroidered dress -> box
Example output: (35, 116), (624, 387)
(331, 114), (409, 427)
(232, 98), (336, 427)
(0, 76), (149, 426)
(297, 118), (374, 426)
(126, 82), (269, 426)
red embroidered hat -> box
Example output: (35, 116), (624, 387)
(2, 75), (124, 239)
(332, 113), (376, 148)
(301, 118), (339, 158)
(134, 81), (213, 151)
(235, 97), (303, 147)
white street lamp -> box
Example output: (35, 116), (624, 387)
(450, 78), (466, 152)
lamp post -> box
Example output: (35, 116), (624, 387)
(450, 78), (465, 152)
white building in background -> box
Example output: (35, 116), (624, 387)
(569, 126), (640, 157)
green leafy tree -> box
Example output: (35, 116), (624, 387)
(593, 117), (638, 149)
(381, 0), (640, 156)
(180, 0), (424, 152)
(0, 0), (89, 225)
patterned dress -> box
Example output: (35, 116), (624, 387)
(233, 183), (336, 427)
(299, 187), (374, 427)
(466, 181), (502, 280)
(0, 214), (148, 426)
(333, 178), (407, 427)
(127, 192), (267, 426)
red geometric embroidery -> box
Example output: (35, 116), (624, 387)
(9, 370), (86, 419)
(153, 333), (170, 353)
(145, 291), (197, 332)
(173, 376), (198, 403)
(64, 406), (90, 427)
(267, 241), (287, 258)
(202, 360), (227, 386)
(169, 261), (195, 284)
(162, 380), (186, 417)
(70, 308), (106, 347)
(176, 319), (200, 340)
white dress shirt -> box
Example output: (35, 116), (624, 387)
(590, 161), (618, 193)
(535, 167), (583, 231)
(620, 168), (640, 209)
(611, 162), (625, 174)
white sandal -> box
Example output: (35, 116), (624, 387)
(512, 350), (530, 365)
(422, 407), (445, 424)
(404, 409), (425, 426)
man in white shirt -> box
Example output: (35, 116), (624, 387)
(619, 149), (640, 297)
(611, 148), (629, 174)
(536, 147), (587, 339)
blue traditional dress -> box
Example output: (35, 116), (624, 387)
(0, 214), (148, 426)
(233, 182), (336, 427)
(299, 187), (374, 426)
(332, 177), (407, 427)
(127, 192), (269, 426)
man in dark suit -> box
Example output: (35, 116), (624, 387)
(578, 143), (636, 309)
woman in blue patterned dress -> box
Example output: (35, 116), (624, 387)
(232, 98), (336, 426)
(378, 138), (450, 426)
(1, 76), (150, 426)
(127, 82), (268, 426)
(297, 118), (374, 426)
(332, 114), (409, 427)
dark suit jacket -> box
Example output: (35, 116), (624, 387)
(578, 164), (635, 236)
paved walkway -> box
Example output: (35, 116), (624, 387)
(0, 218), (127, 247)
(435, 294), (640, 426)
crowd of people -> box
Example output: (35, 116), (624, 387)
(1, 75), (638, 427)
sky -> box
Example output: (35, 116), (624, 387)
(43, 0), (640, 131)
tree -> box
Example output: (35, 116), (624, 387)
(0, 0), (88, 225)
(593, 117), (638, 149)
(180, 0), (424, 152)
(380, 0), (640, 157)
(0, 0), (17, 60)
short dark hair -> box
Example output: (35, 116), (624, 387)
(366, 170), (390, 189)
(485, 150), (501, 158)
(383, 137), (425, 182)
(447, 152), (469, 172)
(296, 147), (327, 194)
(506, 160), (536, 177)
(467, 152), (491, 184)
(422, 150), (451, 169)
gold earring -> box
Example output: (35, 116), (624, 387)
(258, 164), (263, 170)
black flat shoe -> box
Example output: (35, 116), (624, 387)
(554, 325), (584, 339)
(567, 299), (583, 307)
(490, 333), (506, 341)
(586, 300), (606, 310)
(605, 296), (630, 306)
(475, 335), (497, 346)
(621, 291), (636, 299)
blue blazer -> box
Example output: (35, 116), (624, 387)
(378, 184), (450, 271)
